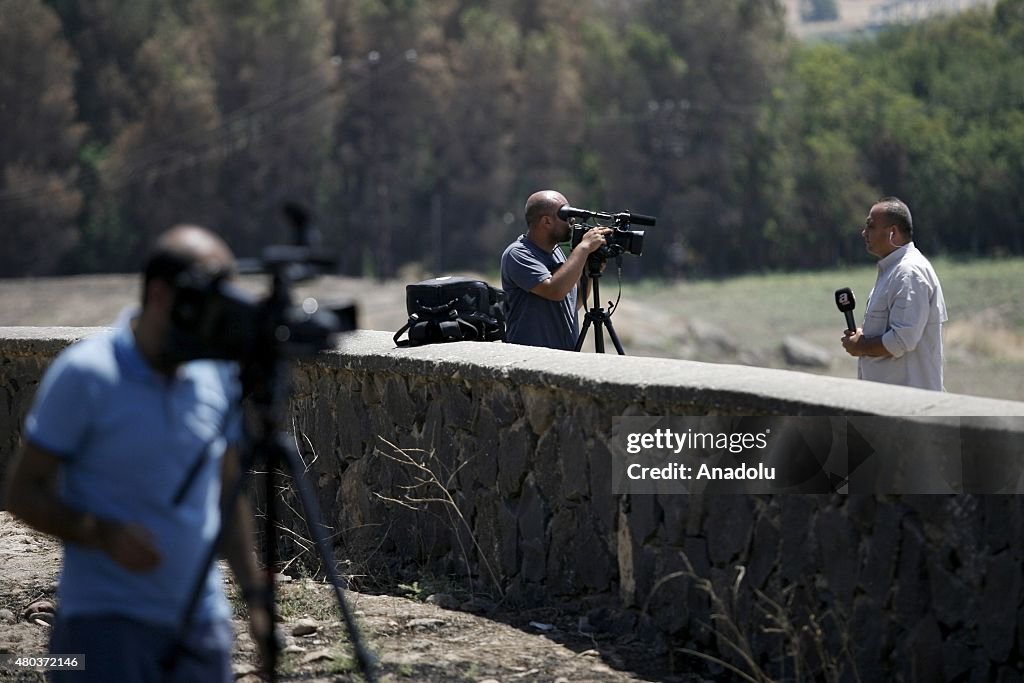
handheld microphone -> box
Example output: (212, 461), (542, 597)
(834, 287), (857, 333)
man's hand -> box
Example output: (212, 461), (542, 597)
(578, 227), (613, 254)
(5, 442), (161, 572)
(530, 227), (614, 303)
(96, 518), (162, 572)
(842, 329), (893, 358)
(841, 328), (863, 356)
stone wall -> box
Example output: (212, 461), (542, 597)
(3, 327), (1024, 681)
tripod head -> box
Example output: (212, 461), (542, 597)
(163, 203), (357, 400)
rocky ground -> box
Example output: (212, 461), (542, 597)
(0, 513), (690, 682)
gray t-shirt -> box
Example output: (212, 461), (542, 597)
(500, 235), (579, 350)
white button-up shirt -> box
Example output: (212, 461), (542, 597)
(859, 242), (948, 391)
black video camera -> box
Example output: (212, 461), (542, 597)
(164, 206), (357, 367)
(560, 204), (655, 260)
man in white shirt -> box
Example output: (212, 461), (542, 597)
(841, 197), (947, 391)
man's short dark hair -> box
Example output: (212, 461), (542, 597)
(525, 194), (562, 228)
(877, 196), (913, 239)
(140, 225), (235, 306)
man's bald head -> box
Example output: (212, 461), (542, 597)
(142, 224), (236, 306)
(525, 190), (568, 229)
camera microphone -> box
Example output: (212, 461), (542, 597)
(834, 287), (857, 333)
(614, 211), (656, 226)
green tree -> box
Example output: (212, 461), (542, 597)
(200, 0), (340, 253)
(325, 0), (441, 277)
(581, 0), (790, 275)
(0, 0), (84, 276)
(89, 9), (222, 269)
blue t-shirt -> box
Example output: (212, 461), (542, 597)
(24, 309), (242, 628)
(500, 235), (579, 350)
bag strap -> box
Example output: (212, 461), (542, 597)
(393, 313), (419, 347)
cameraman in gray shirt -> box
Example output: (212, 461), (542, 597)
(500, 190), (610, 350)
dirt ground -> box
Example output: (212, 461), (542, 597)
(0, 512), (689, 683)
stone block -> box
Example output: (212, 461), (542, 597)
(746, 506), (779, 591)
(521, 385), (557, 436)
(996, 667), (1023, 683)
(438, 379), (477, 430)
(483, 381), (519, 428)
(892, 520), (929, 629)
(382, 373), (418, 429)
(628, 493), (662, 549)
(845, 493), (876, 529)
(704, 496), (753, 565)
(983, 495), (1016, 554)
(574, 519), (613, 592)
(941, 627), (975, 681)
(816, 505), (856, 605)
(517, 474), (548, 584)
(907, 614), (944, 683)
(588, 439), (617, 532)
(926, 553), (973, 628)
(496, 421), (532, 497)
(849, 595), (887, 682)
(636, 546), (689, 635)
(981, 550), (1020, 662)
(531, 427), (561, 503)
(454, 420), (497, 490)
(545, 508), (580, 596)
(779, 496), (818, 583)
(556, 419), (588, 502)
(860, 499), (903, 602)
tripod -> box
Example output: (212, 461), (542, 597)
(574, 257), (625, 355)
(164, 324), (377, 682)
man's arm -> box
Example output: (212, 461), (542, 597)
(530, 228), (610, 302)
(5, 442), (162, 571)
(841, 329), (893, 358)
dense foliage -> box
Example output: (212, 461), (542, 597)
(1, 0), (1021, 278)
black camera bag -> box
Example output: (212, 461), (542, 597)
(393, 276), (506, 347)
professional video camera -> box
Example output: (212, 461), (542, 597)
(557, 203), (658, 356)
(560, 204), (656, 260)
(164, 203), (357, 368)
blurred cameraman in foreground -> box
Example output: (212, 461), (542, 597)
(500, 190), (610, 350)
(4, 225), (271, 682)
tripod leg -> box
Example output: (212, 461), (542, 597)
(278, 439), (379, 681)
(603, 317), (626, 355)
(574, 315), (593, 352)
(592, 317), (606, 353)
(163, 442), (281, 679)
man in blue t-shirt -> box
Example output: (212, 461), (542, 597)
(500, 190), (611, 350)
(5, 225), (272, 682)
